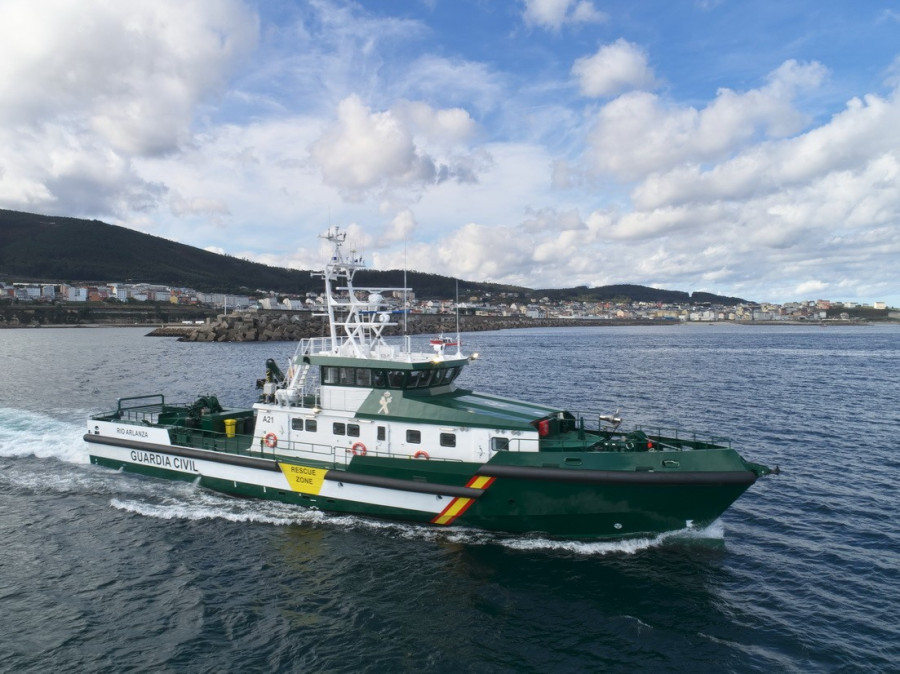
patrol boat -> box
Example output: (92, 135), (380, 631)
(86, 228), (774, 540)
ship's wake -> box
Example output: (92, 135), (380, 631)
(0, 407), (89, 464)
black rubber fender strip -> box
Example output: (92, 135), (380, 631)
(476, 463), (757, 486)
(323, 470), (484, 498)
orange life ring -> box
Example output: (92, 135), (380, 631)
(349, 442), (367, 456)
(413, 450), (430, 460)
(264, 432), (278, 448)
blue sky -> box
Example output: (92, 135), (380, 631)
(1, 0), (899, 305)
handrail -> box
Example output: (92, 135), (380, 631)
(116, 394), (165, 413)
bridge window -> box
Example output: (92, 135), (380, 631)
(319, 365), (457, 390)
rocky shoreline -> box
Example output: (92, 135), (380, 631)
(147, 311), (666, 342)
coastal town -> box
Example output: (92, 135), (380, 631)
(0, 279), (894, 324)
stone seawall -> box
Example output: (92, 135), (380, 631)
(162, 311), (659, 342)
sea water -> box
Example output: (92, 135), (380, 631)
(0, 324), (898, 672)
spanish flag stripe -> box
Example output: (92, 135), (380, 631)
(431, 475), (496, 525)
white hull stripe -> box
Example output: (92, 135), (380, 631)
(85, 436), (476, 514)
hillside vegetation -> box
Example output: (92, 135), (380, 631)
(0, 209), (746, 303)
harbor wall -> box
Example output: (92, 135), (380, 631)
(166, 311), (653, 342)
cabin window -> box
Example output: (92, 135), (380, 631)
(295, 418), (318, 432)
(355, 369), (372, 387)
(339, 368), (354, 386)
(377, 426), (386, 441)
(372, 370), (386, 387)
(323, 366), (339, 384)
(407, 370), (423, 388)
(348, 423), (360, 437)
(439, 433), (456, 447)
(406, 430), (421, 444)
(333, 422), (346, 435)
(387, 370), (406, 388)
(491, 437), (510, 451)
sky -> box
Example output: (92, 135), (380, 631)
(1, 0), (899, 305)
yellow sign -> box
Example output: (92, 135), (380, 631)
(280, 463), (327, 494)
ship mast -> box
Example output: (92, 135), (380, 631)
(314, 227), (407, 358)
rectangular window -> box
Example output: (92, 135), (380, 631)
(377, 426), (386, 441)
(373, 371), (386, 387)
(333, 422), (346, 435)
(348, 423), (360, 437)
(491, 437), (510, 451)
(406, 429), (421, 444)
(339, 368), (354, 386)
(291, 418), (303, 431)
(388, 370), (405, 388)
(305, 419), (317, 432)
(322, 366), (339, 384)
(416, 370), (434, 388)
(355, 369), (372, 387)
(439, 433), (456, 447)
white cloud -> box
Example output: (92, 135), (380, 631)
(522, 0), (606, 31)
(385, 209), (418, 243)
(0, 0), (258, 218)
(309, 95), (483, 199)
(585, 60), (828, 181)
(572, 39), (658, 98)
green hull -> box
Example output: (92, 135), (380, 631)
(90, 442), (761, 539)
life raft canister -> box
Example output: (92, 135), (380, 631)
(264, 432), (278, 448)
(349, 442), (367, 456)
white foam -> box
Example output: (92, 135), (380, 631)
(0, 407), (90, 464)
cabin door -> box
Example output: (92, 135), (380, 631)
(375, 424), (388, 455)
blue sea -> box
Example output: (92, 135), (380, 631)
(1, 324), (898, 673)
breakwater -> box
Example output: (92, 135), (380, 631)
(153, 311), (661, 342)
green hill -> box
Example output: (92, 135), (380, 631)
(0, 208), (747, 303)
